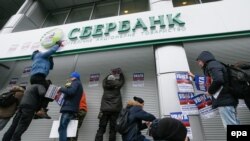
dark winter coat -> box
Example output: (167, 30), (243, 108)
(19, 84), (46, 111)
(100, 73), (125, 112)
(150, 117), (187, 141)
(197, 51), (238, 108)
(122, 105), (156, 141)
(59, 79), (83, 113)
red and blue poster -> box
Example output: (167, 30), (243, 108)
(178, 92), (198, 115)
(88, 73), (100, 87)
(192, 94), (218, 119)
(133, 73), (144, 87)
(21, 66), (32, 77)
(176, 72), (194, 93)
(9, 78), (18, 85)
(170, 112), (193, 139)
(194, 75), (211, 92)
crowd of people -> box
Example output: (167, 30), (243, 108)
(0, 41), (244, 141)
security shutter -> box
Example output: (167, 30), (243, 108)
(0, 47), (160, 141)
(75, 47), (159, 141)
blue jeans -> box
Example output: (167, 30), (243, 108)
(218, 106), (240, 129)
(58, 113), (75, 141)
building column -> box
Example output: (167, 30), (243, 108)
(1, 0), (33, 34)
(151, 1), (205, 141)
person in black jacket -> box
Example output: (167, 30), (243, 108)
(2, 84), (46, 141)
(122, 97), (156, 141)
(190, 51), (240, 129)
(95, 72), (125, 141)
(58, 72), (83, 141)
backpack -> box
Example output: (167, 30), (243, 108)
(0, 91), (17, 107)
(221, 62), (250, 99)
(116, 108), (131, 134)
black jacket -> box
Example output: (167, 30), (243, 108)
(19, 84), (46, 110)
(100, 73), (125, 112)
(197, 51), (238, 108)
(122, 105), (156, 141)
(150, 117), (187, 141)
(59, 79), (83, 113)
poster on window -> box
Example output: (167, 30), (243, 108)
(170, 112), (193, 139)
(192, 94), (218, 119)
(176, 72), (194, 93)
(178, 92), (198, 115)
(9, 78), (18, 85)
(21, 66), (32, 77)
(88, 73), (100, 87)
(111, 68), (122, 79)
(194, 75), (211, 92)
(132, 73), (144, 87)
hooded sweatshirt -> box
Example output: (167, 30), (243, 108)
(196, 51), (238, 108)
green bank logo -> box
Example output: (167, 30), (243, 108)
(41, 28), (64, 49)
(68, 13), (185, 40)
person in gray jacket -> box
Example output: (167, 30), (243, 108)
(2, 84), (46, 141)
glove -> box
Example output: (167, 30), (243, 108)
(56, 40), (64, 46)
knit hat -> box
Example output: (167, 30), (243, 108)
(70, 72), (80, 80)
(107, 74), (116, 80)
(133, 96), (144, 104)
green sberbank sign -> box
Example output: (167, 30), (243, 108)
(68, 13), (185, 40)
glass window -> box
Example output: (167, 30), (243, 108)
(120, 0), (149, 15)
(172, 0), (200, 7)
(0, 19), (8, 30)
(66, 5), (93, 24)
(91, 0), (119, 19)
(201, 0), (222, 3)
(42, 10), (69, 28)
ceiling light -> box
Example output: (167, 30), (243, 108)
(182, 1), (187, 5)
(124, 10), (128, 14)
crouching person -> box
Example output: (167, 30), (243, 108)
(2, 84), (46, 141)
(58, 72), (83, 141)
(149, 117), (190, 141)
(122, 96), (156, 141)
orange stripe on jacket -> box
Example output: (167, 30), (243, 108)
(79, 91), (88, 112)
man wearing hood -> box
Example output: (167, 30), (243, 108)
(190, 51), (239, 129)
(95, 71), (125, 141)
